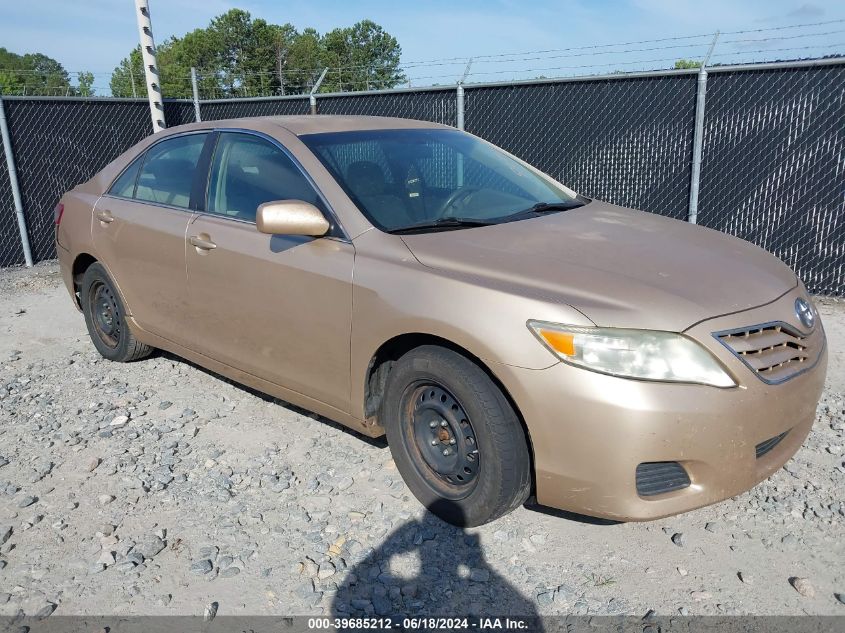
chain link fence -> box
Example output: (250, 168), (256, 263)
(1, 59), (843, 294)
(317, 88), (457, 126)
(697, 64), (845, 296)
(200, 96), (309, 121)
(465, 74), (698, 220)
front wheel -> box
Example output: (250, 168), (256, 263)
(382, 346), (532, 526)
(80, 262), (153, 362)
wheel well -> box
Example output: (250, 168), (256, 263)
(71, 253), (98, 306)
(364, 333), (536, 487)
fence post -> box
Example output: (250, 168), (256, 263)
(191, 67), (201, 122)
(455, 58), (473, 131)
(456, 84), (465, 131)
(0, 94), (34, 267)
(687, 32), (719, 225)
(309, 67), (329, 115)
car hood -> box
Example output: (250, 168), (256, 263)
(400, 201), (797, 332)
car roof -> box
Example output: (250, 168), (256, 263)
(166, 115), (453, 137)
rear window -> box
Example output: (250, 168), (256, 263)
(108, 156), (143, 198)
(134, 133), (207, 209)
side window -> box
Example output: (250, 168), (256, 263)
(135, 133), (207, 209)
(108, 155), (143, 198)
(207, 133), (324, 222)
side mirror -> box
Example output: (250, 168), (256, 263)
(256, 200), (330, 237)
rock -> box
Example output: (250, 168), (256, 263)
(781, 534), (798, 547)
(190, 559), (214, 575)
(470, 568), (490, 582)
(317, 562), (336, 580)
(85, 457), (100, 472)
(738, 571), (753, 585)
(336, 476), (354, 491)
(704, 522), (720, 533)
(203, 601), (218, 622)
(372, 595), (391, 616)
(17, 495), (37, 508)
(0, 526), (11, 545)
(302, 557), (319, 577)
(554, 584), (579, 605)
(134, 535), (166, 559)
(110, 415), (129, 427)
(97, 494), (114, 506)
(536, 590), (554, 606)
(790, 577), (815, 598)
(220, 566), (241, 578)
(834, 593), (845, 605)
(690, 591), (712, 601)
(677, 567), (688, 577)
(671, 532), (686, 547)
(35, 602), (57, 618)
(159, 401), (173, 410)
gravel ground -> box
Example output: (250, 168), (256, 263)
(0, 261), (843, 619)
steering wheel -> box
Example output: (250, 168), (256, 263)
(438, 186), (481, 216)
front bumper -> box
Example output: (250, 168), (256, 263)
(494, 288), (827, 521)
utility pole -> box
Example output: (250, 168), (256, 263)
(134, 0), (166, 132)
(275, 34), (286, 96)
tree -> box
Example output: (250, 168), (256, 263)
(109, 47), (144, 98)
(321, 20), (405, 92)
(77, 71), (95, 97)
(108, 10), (406, 98)
(0, 47), (79, 95)
(674, 59), (702, 69)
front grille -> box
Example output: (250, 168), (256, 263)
(636, 462), (691, 497)
(756, 431), (789, 459)
(715, 322), (818, 384)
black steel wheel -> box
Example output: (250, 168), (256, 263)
(383, 345), (532, 526)
(80, 262), (153, 362)
(88, 279), (122, 349)
(405, 383), (480, 497)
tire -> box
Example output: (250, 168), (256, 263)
(382, 345), (532, 527)
(80, 262), (152, 362)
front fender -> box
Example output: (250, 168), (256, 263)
(349, 230), (591, 419)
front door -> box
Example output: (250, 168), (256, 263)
(184, 132), (354, 412)
(92, 132), (208, 344)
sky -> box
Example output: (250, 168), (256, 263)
(1, 0), (844, 86)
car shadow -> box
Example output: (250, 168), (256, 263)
(151, 350), (388, 448)
(331, 499), (544, 628)
(523, 501), (621, 525)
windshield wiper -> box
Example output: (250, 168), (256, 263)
(502, 200), (585, 221)
(389, 217), (494, 234)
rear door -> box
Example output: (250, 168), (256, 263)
(183, 131), (354, 412)
(92, 132), (209, 343)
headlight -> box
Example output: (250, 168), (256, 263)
(527, 320), (736, 387)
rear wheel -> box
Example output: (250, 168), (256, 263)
(81, 263), (152, 362)
(382, 345), (532, 526)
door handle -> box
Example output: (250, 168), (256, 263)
(189, 235), (217, 251)
(95, 210), (114, 224)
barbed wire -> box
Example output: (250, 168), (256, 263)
(1, 18), (843, 97)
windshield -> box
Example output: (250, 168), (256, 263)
(300, 128), (583, 232)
